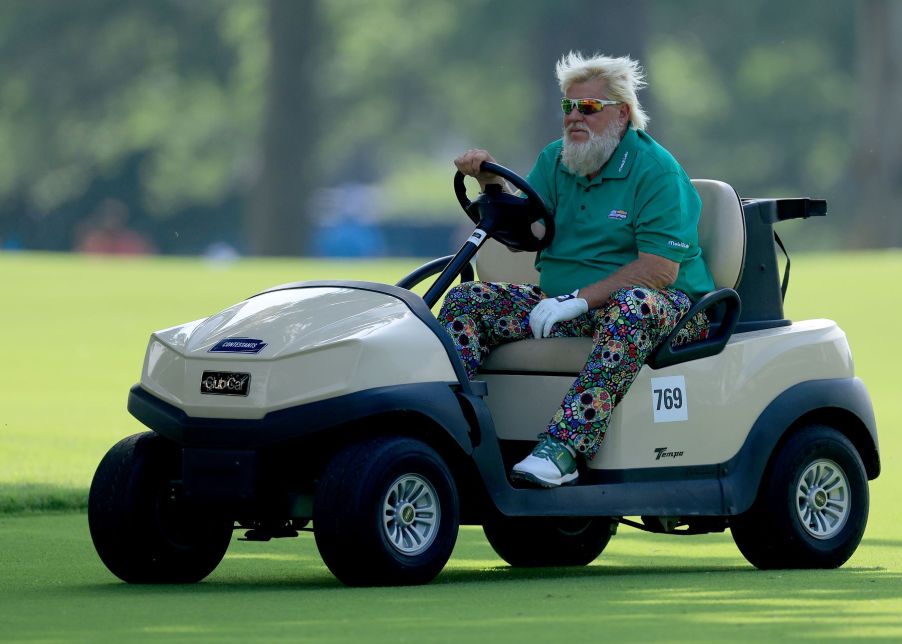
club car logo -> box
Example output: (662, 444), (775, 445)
(654, 446), (684, 461)
(209, 337), (268, 354)
(201, 371), (251, 396)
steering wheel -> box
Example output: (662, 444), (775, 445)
(453, 161), (554, 252)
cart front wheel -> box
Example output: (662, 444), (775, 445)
(88, 432), (232, 583)
(314, 437), (459, 586)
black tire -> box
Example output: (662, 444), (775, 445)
(88, 432), (233, 583)
(482, 515), (615, 567)
(731, 425), (869, 569)
(313, 437), (459, 586)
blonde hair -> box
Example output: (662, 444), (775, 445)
(555, 51), (649, 130)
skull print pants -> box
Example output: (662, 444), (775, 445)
(438, 281), (709, 460)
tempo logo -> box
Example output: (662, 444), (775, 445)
(654, 446), (684, 461)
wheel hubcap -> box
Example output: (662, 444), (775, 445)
(382, 474), (440, 555)
(796, 459), (850, 539)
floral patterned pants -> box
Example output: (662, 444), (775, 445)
(438, 281), (709, 459)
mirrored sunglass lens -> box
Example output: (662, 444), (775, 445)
(561, 99), (575, 114)
(576, 99), (603, 114)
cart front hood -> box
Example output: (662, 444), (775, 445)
(155, 287), (421, 359)
(140, 286), (457, 418)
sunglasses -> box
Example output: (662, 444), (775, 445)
(561, 97), (622, 115)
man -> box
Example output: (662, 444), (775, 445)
(439, 51), (714, 487)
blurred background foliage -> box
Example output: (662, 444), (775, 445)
(0, 0), (898, 256)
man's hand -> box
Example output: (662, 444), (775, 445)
(454, 149), (506, 192)
(529, 292), (589, 339)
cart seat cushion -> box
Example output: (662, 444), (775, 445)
(480, 337), (594, 374)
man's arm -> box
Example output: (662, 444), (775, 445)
(575, 252), (678, 309)
(529, 251), (678, 338)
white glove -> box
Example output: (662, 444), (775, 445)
(529, 290), (589, 339)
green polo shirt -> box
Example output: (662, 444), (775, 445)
(526, 128), (714, 302)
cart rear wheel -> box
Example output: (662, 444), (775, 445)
(483, 515), (615, 567)
(731, 425), (868, 569)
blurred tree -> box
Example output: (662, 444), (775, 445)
(314, 0), (648, 222)
(647, 2), (855, 192)
(850, 0), (902, 247)
(0, 0), (266, 249)
(1, 0), (898, 254)
(0, 0), (264, 213)
(248, 0), (322, 256)
(312, 0), (539, 222)
(644, 1), (859, 249)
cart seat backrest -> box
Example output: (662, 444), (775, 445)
(693, 179), (745, 290)
(473, 178), (746, 290)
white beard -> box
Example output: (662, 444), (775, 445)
(561, 121), (624, 177)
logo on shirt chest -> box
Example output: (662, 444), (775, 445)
(608, 209), (628, 221)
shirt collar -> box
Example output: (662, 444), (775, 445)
(598, 127), (638, 180)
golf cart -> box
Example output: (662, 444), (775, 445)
(88, 163), (880, 586)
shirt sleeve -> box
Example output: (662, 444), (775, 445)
(633, 171), (701, 263)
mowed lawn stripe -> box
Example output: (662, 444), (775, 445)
(1, 515), (900, 642)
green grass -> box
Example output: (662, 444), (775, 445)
(1, 515), (900, 643)
(1, 250), (901, 641)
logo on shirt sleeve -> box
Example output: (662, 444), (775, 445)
(668, 240), (690, 249)
(608, 209), (628, 220)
